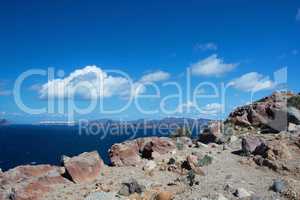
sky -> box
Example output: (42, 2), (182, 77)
(0, 0), (299, 123)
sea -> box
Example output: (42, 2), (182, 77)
(0, 125), (179, 171)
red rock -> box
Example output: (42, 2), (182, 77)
(186, 155), (205, 175)
(198, 121), (223, 144)
(109, 137), (175, 167)
(241, 136), (264, 154)
(226, 92), (296, 132)
(62, 151), (104, 183)
(109, 140), (141, 167)
(1, 165), (70, 200)
(266, 140), (292, 160)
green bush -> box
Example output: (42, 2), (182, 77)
(198, 155), (213, 166)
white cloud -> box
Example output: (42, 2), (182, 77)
(176, 101), (195, 113)
(194, 42), (218, 51)
(229, 72), (274, 92)
(140, 71), (170, 83)
(39, 66), (170, 99)
(200, 103), (223, 115)
(296, 8), (300, 21)
(176, 101), (223, 116)
(0, 81), (11, 96)
(190, 54), (238, 76)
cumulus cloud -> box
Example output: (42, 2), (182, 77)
(39, 66), (170, 99)
(229, 72), (274, 92)
(200, 103), (223, 115)
(194, 42), (218, 51)
(176, 101), (223, 116)
(296, 8), (300, 21)
(190, 54), (238, 76)
(140, 71), (170, 83)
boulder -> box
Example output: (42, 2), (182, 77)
(234, 188), (251, 198)
(109, 137), (175, 166)
(156, 191), (173, 200)
(1, 165), (70, 200)
(198, 121), (223, 144)
(184, 155), (205, 176)
(227, 92), (300, 132)
(62, 151), (104, 183)
(109, 140), (141, 167)
(265, 140), (292, 160)
(118, 179), (145, 196)
(241, 136), (264, 155)
(143, 160), (157, 171)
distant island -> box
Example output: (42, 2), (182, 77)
(0, 119), (8, 126)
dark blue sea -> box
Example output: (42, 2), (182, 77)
(0, 125), (175, 171)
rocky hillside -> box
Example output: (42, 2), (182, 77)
(225, 92), (300, 133)
(0, 92), (299, 200)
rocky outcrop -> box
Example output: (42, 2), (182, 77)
(109, 137), (176, 167)
(198, 121), (223, 144)
(226, 92), (300, 133)
(0, 151), (104, 200)
(0, 165), (70, 200)
(62, 151), (104, 183)
(241, 136), (265, 155)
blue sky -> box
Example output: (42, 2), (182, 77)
(0, 0), (299, 123)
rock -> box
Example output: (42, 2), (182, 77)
(265, 140), (292, 160)
(217, 193), (228, 200)
(109, 137), (175, 167)
(227, 92), (299, 131)
(229, 135), (238, 143)
(84, 192), (121, 200)
(272, 179), (285, 193)
(143, 160), (157, 171)
(62, 151), (104, 183)
(287, 106), (300, 125)
(140, 137), (176, 159)
(288, 123), (297, 132)
(186, 155), (205, 175)
(198, 121), (223, 144)
(175, 137), (193, 148)
(118, 179), (145, 196)
(241, 136), (264, 155)
(1, 165), (70, 200)
(109, 140), (142, 167)
(168, 158), (176, 165)
(156, 191), (173, 200)
(250, 195), (263, 200)
(234, 188), (251, 198)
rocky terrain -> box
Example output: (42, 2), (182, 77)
(0, 92), (300, 200)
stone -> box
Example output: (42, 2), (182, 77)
(234, 188), (251, 198)
(241, 136), (264, 155)
(216, 193), (228, 200)
(118, 179), (145, 196)
(156, 191), (173, 200)
(198, 121), (223, 144)
(250, 195), (263, 200)
(84, 192), (121, 200)
(1, 165), (70, 200)
(109, 140), (142, 167)
(229, 135), (238, 143)
(266, 140), (292, 160)
(288, 123), (297, 132)
(186, 155), (205, 175)
(143, 160), (157, 171)
(109, 137), (175, 167)
(272, 179), (285, 193)
(62, 151), (104, 183)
